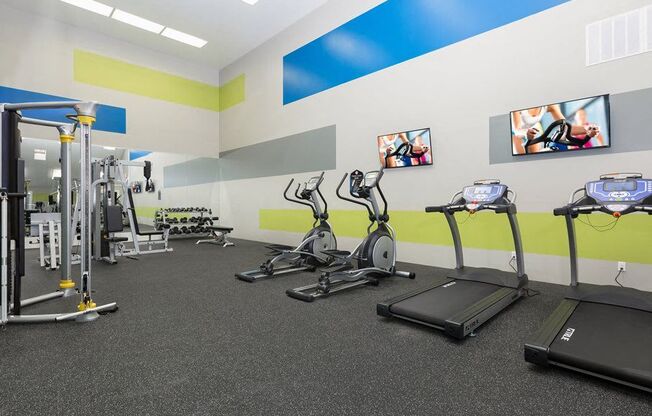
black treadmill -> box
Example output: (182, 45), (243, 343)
(377, 180), (528, 339)
(525, 173), (652, 392)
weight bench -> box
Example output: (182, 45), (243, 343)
(111, 189), (173, 257)
(196, 225), (235, 247)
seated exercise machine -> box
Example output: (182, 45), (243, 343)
(524, 119), (593, 154)
(377, 180), (528, 338)
(287, 169), (414, 302)
(236, 172), (336, 282)
(1, 100), (117, 325)
(525, 173), (652, 392)
(91, 156), (172, 263)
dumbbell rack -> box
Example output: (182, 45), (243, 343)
(155, 207), (219, 239)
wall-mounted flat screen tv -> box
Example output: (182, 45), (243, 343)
(378, 128), (433, 169)
(510, 94), (610, 156)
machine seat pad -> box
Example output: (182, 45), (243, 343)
(137, 230), (164, 236)
(105, 237), (129, 243)
(209, 226), (233, 232)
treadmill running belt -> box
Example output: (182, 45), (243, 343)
(389, 280), (501, 327)
(549, 302), (652, 389)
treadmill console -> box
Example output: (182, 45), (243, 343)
(586, 177), (652, 212)
(462, 184), (507, 211)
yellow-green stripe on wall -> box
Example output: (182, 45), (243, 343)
(73, 50), (245, 111)
(219, 74), (245, 111)
(259, 209), (652, 265)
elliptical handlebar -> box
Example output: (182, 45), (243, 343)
(336, 172), (375, 219)
(284, 178), (317, 217)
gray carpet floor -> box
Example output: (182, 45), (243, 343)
(0, 238), (650, 415)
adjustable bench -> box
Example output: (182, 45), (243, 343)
(196, 223), (235, 247)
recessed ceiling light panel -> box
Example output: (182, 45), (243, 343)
(111, 9), (165, 33)
(60, 0), (114, 16)
(242, 0), (260, 4)
(161, 28), (208, 48)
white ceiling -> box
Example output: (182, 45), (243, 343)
(3, 0), (328, 70)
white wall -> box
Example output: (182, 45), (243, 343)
(0, 3), (220, 156)
(127, 151), (221, 226)
(218, 0), (652, 290)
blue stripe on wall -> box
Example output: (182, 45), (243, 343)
(283, 0), (569, 104)
(129, 150), (152, 160)
(0, 86), (127, 134)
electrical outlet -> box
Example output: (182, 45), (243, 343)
(618, 262), (627, 272)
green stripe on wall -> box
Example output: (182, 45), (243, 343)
(219, 74), (245, 111)
(260, 209), (652, 265)
(73, 50), (245, 111)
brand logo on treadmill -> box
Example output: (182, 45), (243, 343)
(561, 328), (575, 341)
(443, 282), (456, 288)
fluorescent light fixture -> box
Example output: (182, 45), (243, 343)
(52, 169), (62, 179)
(111, 9), (165, 34)
(161, 27), (208, 48)
(103, 146), (116, 150)
(60, 0), (114, 17)
(241, 0), (260, 4)
(34, 149), (47, 161)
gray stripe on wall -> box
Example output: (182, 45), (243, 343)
(489, 87), (652, 164)
(163, 157), (219, 188)
(164, 125), (336, 188)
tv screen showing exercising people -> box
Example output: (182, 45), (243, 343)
(511, 95), (611, 156)
(377, 128), (433, 169)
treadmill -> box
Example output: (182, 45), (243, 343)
(525, 173), (652, 392)
(377, 180), (528, 339)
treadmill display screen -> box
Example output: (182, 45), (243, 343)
(603, 181), (637, 192)
(463, 184), (507, 204)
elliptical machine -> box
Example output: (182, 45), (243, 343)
(236, 172), (336, 282)
(286, 169), (415, 302)
(524, 119), (593, 154)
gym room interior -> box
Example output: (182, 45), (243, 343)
(1, 0), (651, 414)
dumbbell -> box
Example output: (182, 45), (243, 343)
(170, 226), (179, 235)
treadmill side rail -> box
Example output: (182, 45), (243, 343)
(446, 287), (522, 339)
(376, 277), (452, 317)
(524, 299), (578, 365)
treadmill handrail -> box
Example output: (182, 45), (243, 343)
(426, 182), (526, 277)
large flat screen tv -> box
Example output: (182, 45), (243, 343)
(510, 94), (610, 156)
(377, 128), (433, 169)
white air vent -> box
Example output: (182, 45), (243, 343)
(586, 6), (650, 66)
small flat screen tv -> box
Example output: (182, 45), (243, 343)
(510, 94), (611, 156)
(378, 128), (433, 169)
